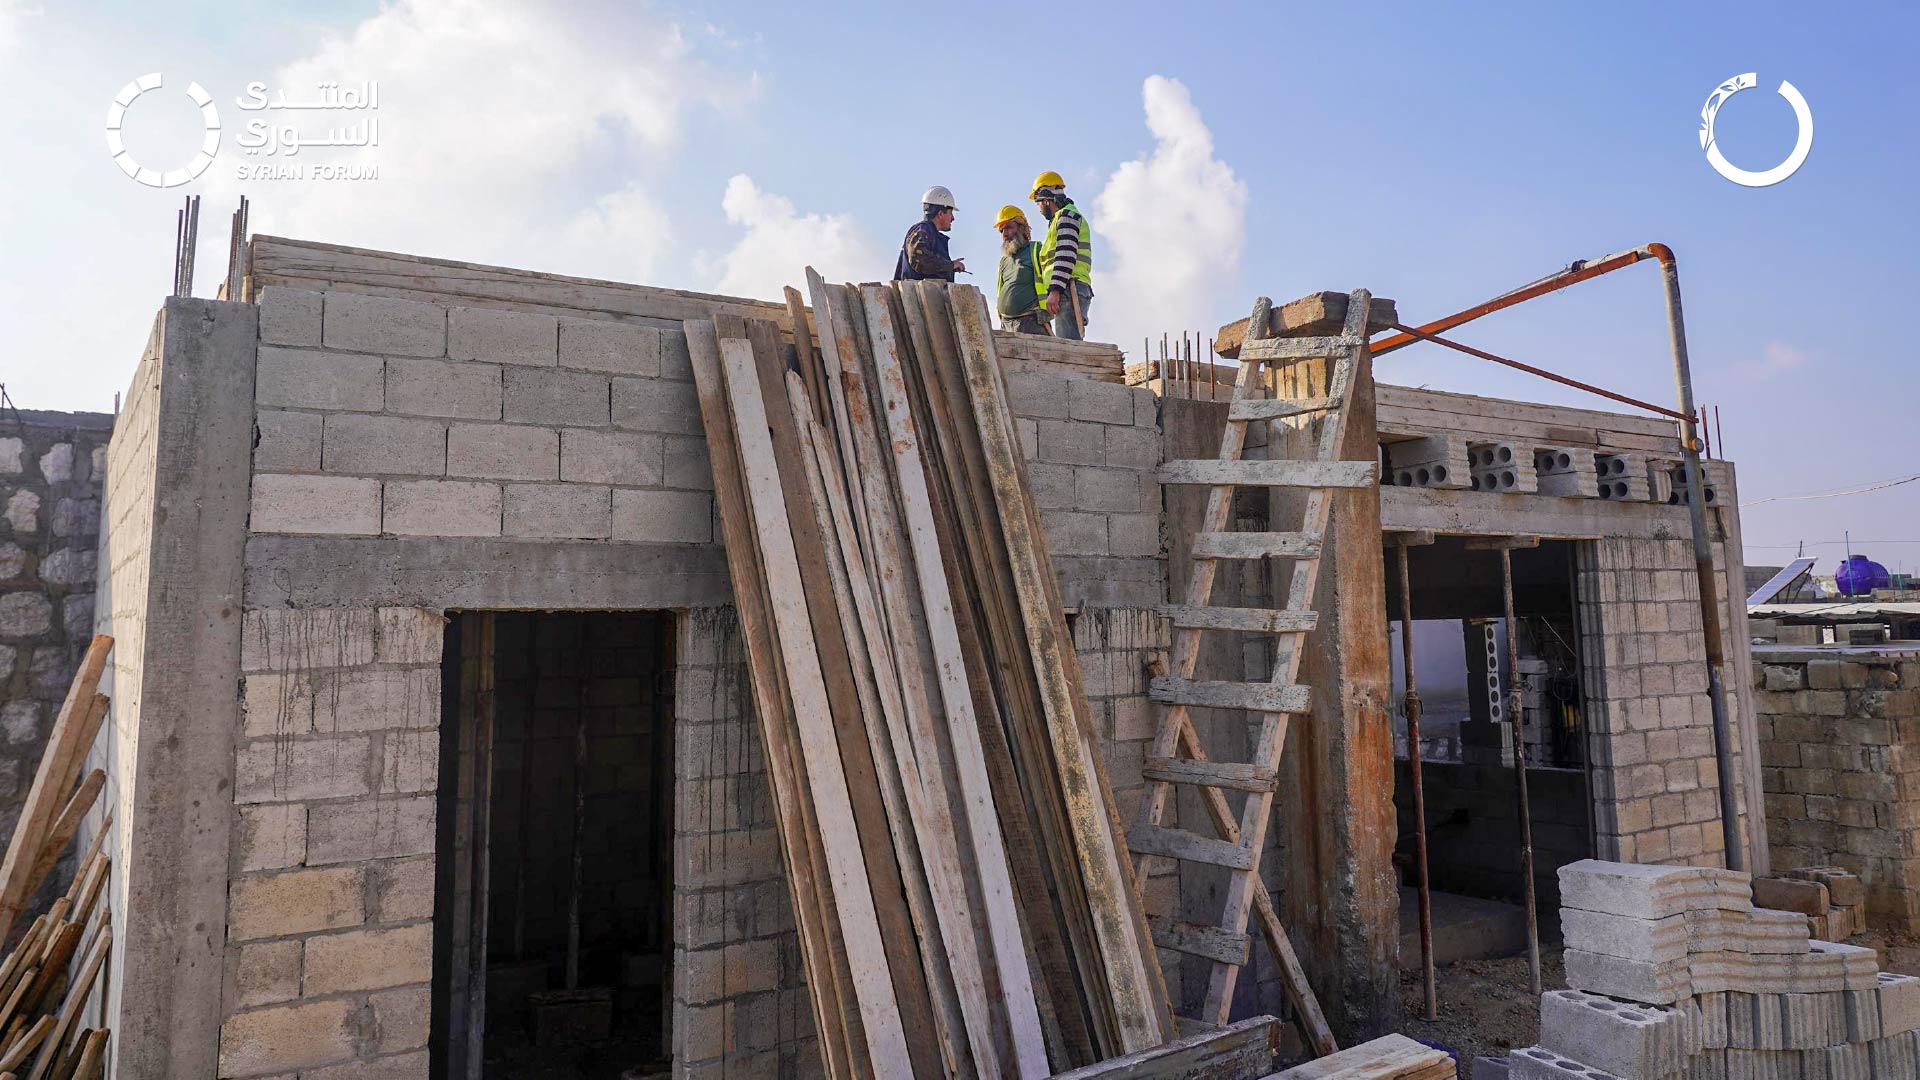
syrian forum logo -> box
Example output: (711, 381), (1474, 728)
(1699, 73), (1813, 187)
(105, 73), (220, 188)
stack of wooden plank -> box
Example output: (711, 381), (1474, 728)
(1268, 1035), (1454, 1080)
(686, 273), (1172, 1078)
(0, 636), (116, 1079)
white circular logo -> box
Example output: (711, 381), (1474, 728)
(1699, 73), (1812, 188)
(105, 73), (221, 188)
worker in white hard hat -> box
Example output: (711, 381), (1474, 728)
(892, 185), (966, 282)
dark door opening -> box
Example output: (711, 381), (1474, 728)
(1382, 538), (1593, 962)
(432, 611), (676, 1079)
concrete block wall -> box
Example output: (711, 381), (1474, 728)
(1753, 652), (1920, 931)
(247, 287), (714, 545)
(1578, 536), (1750, 868)
(219, 605), (441, 1079)
(0, 410), (110, 847)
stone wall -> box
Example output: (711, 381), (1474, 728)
(1753, 648), (1920, 931)
(0, 409), (110, 840)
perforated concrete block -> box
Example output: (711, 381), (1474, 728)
(1538, 989), (1684, 1079)
(1468, 441), (1536, 493)
(1566, 949), (1691, 1005)
(1594, 452), (1649, 501)
(1533, 446), (1599, 498)
(1880, 972), (1920, 1036)
(1385, 433), (1470, 489)
(1511, 1045), (1624, 1080)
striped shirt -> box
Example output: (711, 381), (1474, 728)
(1045, 204), (1085, 293)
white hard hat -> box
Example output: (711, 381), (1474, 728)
(921, 185), (957, 210)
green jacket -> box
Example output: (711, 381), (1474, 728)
(997, 240), (1044, 318)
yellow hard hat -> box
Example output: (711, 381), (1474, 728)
(1029, 170), (1066, 200)
(993, 205), (1027, 229)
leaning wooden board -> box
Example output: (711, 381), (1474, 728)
(1267, 1034), (1455, 1079)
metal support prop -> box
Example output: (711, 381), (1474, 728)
(1392, 533), (1438, 1020)
(1500, 545), (1543, 996)
(1654, 247), (1744, 871)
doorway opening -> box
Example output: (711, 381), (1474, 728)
(1383, 537), (1593, 963)
(432, 611), (677, 1079)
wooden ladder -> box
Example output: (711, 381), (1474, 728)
(1130, 290), (1377, 1056)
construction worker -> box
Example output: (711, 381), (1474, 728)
(893, 185), (966, 282)
(993, 205), (1048, 334)
(1030, 170), (1093, 339)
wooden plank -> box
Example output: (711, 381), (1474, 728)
(950, 286), (1171, 1052)
(1148, 678), (1310, 714)
(1047, 1016), (1279, 1080)
(1157, 460), (1376, 488)
(1127, 824), (1254, 871)
(1462, 534), (1541, 550)
(1375, 404), (1679, 456)
(1140, 757), (1276, 793)
(1377, 382), (1677, 439)
(1160, 606), (1318, 634)
(1270, 1034), (1454, 1079)
(784, 286), (826, 425)
(686, 322), (857, 1079)
(1239, 336), (1358, 362)
(1189, 532), (1321, 560)
(0, 636), (111, 942)
(1215, 291), (1397, 358)
(1228, 397), (1337, 422)
(1148, 917), (1253, 967)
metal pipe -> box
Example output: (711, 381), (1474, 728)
(1386, 323), (1691, 422)
(1650, 244), (1745, 871)
(1396, 542), (1437, 1020)
(1500, 548), (1543, 996)
(1371, 245), (1659, 357)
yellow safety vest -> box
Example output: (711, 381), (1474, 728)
(1036, 202), (1093, 288)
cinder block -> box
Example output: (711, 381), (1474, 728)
(1778, 991), (1842, 1049)
(1565, 948), (1691, 1005)
(1693, 991), (1730, 1049)
(1844, 986), (1883, 1041)
(1067, 379), (1136, 425)
(217, 997), (358, 1077)
(447, 423), (558, 481)
(1820, 1043), (1870, 1080)
(371, 857), (435, 922)
(1473, 1057), (1511, 1080)
(1104, 425), (1160, 469)
(256, 410), (323, 472)
(303, 924), (434, 994)
(1510, 1045), (1620, 1080)
(1753, 877), (1829, 915)
(1746, 907), (1812, 954)
(560, 430), (663, 486)
(1559, 859), (1752, 920)
(322, 413), (446, 476)
(611, 377), (702, 435)
(1107, 512), (1160, 558)
(1881, 972), (1920, 1035)
(1036, 419), (1106, 466)
(1562, 908), (1687, 964)
(235, 803), (307, 872)
(377, 607), (444, 665)
(234, 734), (375, 804)
(251, 474), (381, 535)
(1869, 1031), (1918, 1077)
(324, 292), (446, 357)
(503, 367), (610, 426)
(1005, 372), (1072, 419)
(379, 728), (439, 794)
(662, 435), (713, 490)
(241, 607), (377, 672)
(306, 795), (437, 864)
(1538, 988), (1681, 1078)
(611, 488), (711, 544)
(1075, 466), (1143, 512)
(258, 286), (323, 346)
(1385, 433), (1470, 490)
(383, 480), (501, 537)
(1468, 441), (1537, 493)
(559, 318), (660, 376)
(371, 985), (433, 1054)
(228, 865), (367, 940)
(1534, 446), (1600, 498)
(503, 483), (610, 539)
(227, 939), (301, 1010)
(257, 347), (384, 411)
(1041, 509), (1106, 557)
(450, 306), (557, 366)
(386, 356), (502, 420)
(1594, 452), (1650, 501)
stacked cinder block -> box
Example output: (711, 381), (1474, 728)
(1384, 432), (1471, 490)
(1594, 452), (1649, 501)
(1533, 447), (1599, 498)
(1505, 860), (1920, 1079)
(1467, 441), (1536, 493)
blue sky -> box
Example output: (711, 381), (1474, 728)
(0, 1), (1913, 567)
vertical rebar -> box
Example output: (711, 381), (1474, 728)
(1396, 542), (1437, 1020)
(1501, 546), (1543, 996)
(1658, 253), (1744, 871)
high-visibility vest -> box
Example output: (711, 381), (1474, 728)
(1036, 202), (1093, 287)
(996, 241), (1044, 317)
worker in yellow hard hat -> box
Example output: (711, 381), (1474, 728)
(993, 206), (1049, 335)
(893, 185), (965, 282)
(1029, 170), (1093, 339)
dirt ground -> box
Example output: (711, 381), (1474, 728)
(1391, 926), (1920, 1078)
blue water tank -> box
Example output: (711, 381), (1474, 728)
(1835, 554), (1891, 597)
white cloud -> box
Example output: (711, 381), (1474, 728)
(707, 173), (882, 301)
(200, 0), (756, 288)
(1746, 340), (1808, 379)
(1091, 76), (1247, 359)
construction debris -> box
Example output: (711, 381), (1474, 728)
(1503, 859), (1920, 1078)
(686, 273), (1177, 1077)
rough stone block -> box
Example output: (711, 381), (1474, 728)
(447, 423), (558, 481)
(371, 857), (435, 922)
(503, 367), (610, 427)
(227, 939), (302, 1010)
(228, 865), (367, 940)
(234, 734), (374, 804)
(306, 795), (437, 864)
(371, 985), (432, 1053)
(383, 480), (500, 537)
(322, 414), (446, 476)
(251, 474), (382, 535)
(258, 286), (324, 346)
(559, 318), (661, 376)
(304, 924), (433, 994)
(449, 306), (557, 366)
(1753, 877), (1829, 915)
(377, 608), (444, 665)
(257, 347), (385, 411)
(611, 377), (702, 435)
(256, 410), (323, 472)
(385, 356), (502, 420)
(218, 997), (358, 1076)
(241, 608), (377, 672)
(235, 803), (307, 872)
(304, 1050), (431, 1080)
(1790, 867), (1866, 908)
(324, 293), (446, 357)
(560, 430), (663, 485)
(0, 594), (53, 639)
(611, 488), (711, 544)
(378, 728), (439, 793)
(3, 490), (36, 532)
